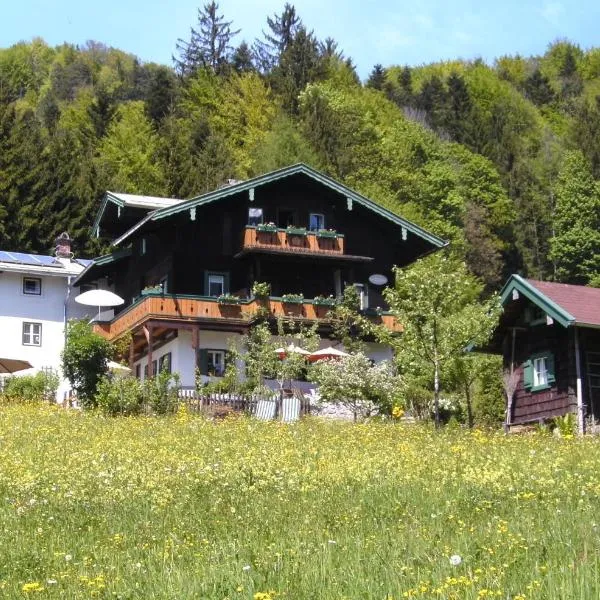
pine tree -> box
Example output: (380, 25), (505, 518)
(444, 73), (472, 142)
(253, 3), (301, 73)
(231, 41), (255, 73)
(145, 66), (178, 124)
(366, 64), (386, 90)
(417, 75), (448, 129)
(523, 68), (555, 106)
(174, 2), (240, 77)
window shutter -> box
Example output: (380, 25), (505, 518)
(523, 359), (533, 389)
(546, 353), (556, 385)
(223, 273), (230, 294)
(198, 349), (209, 376)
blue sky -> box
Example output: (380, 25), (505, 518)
(2, 0), (599, 79)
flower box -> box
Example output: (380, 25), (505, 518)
(313, 296), (337, 307)
(316, 229), (338, 239)
(217, 294), (241, 305)
(141, 285), (162, 296)
(281, 294), (304, 304)
(256, 223), (278, 233)
(286, 227), (307, 236)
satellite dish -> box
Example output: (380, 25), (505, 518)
(368, 274), (388, 286)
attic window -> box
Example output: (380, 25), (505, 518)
(140, 238), (147, 255)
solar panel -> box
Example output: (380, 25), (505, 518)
(0, 251), (61, 267)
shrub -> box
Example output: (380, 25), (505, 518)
(96, 374), (144, 416)
(1, 370), (59, 403)
(143, 369), (180, 415)
(62, 320), (112, 408)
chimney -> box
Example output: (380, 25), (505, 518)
(55, 232), (72, 259)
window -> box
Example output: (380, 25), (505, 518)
(22, 322), (42, 346)
(135, 364), (141, 379)
(533, 357), (548, 387)
(278, 208), (296, 228)
(140, 237), (147, 255)
(248, 207), (263, 226)
(206, 273), (226, 297)
(309, 213), (325, 231)
(23, 277), (41, 295)
(523, 352), (555, 391)
(158, 352), (172, 374)
(198, 349), (227, 376)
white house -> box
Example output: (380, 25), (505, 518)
(0, 234), (94, 399)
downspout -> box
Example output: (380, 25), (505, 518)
(574, 326), (585, 435)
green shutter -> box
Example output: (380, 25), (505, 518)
(523, 359), (533, 389)
(198, 349), (209, 375)
(546, 352), (556, 385)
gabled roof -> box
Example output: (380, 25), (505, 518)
(500, 274), (600, 328)
(92, 192), (184, 234)
(111, 163), (448, 249)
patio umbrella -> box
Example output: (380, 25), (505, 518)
(275, 344), (311, 359)
(0, 358), (33, 374)
(308, 347), (350, 362)
(107, 361), (132, 373)
(75, 289), (125, 321)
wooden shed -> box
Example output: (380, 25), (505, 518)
(490, 275), (600, 433)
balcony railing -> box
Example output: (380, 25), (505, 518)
(241, 225), (345, 257)
(94, 293), (402, 340)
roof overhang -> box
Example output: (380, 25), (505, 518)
(112, 164), (449, 250)
(73, 247), (132, 286)
(500, 274), (576, 328)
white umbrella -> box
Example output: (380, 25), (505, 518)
(308, 347), (350, 362)
(107, 361), (131, 373)
(275, 344), (310, 359)
(75, 289), (125, 321)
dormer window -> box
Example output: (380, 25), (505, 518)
(23, 277), (41, 295)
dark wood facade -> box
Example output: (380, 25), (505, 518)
(492, 276), (600, 429)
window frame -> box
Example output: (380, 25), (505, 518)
(207, 349), (226, 377)
(197, 348), (228, 377)
(158, 352), (172, 374)
(309, 213), (325, 231)
(23, 277), (42, 296)
(22, 322), (42, 346)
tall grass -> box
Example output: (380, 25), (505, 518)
(1, 405), (599, 598)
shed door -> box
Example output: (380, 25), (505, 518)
(586, 352), (600, 421)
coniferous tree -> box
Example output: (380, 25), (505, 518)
(174, 2), (240, 77)
(231, 41), (255, 73)
(417, 75), (448, 129)
(523, 68), (555, 106)
(571, 96), (600, 179)
(394, 66), (414, 107)
(444, 73), (472, 142)
(366, 64), (386, 90)
(253, 3), (300, 73)
(145, 66), (178, 124)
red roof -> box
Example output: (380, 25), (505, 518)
(527, 279), (600, 327)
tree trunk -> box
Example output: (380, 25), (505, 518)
(433, 360), (440, 429)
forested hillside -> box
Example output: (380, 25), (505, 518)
(1, 2), (599, 289)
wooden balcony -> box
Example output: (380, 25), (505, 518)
(94, 293), (402, 341)
(239, 226), (349, 259)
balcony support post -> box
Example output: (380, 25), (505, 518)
(144, 323), (154, 377)
(128, 335), (135, 371)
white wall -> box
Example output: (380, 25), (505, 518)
(0, 270), (92, 398)
(133, 330), (243, 388)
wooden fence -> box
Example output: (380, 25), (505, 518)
(62, 387), (311, 421)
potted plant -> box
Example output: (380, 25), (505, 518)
(256, 222), (277, 233)
(281, 293), (304, 304)
(316, 228), (338, 239)
(286, 225), (307, 236)
(217, 293), (241, 305)
(313, 295), (337, 307)
(252, 281), (271, 299)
